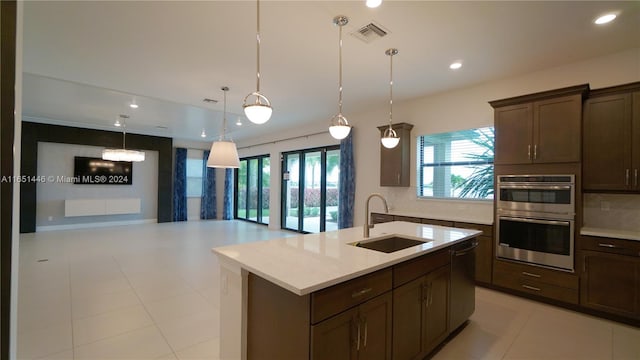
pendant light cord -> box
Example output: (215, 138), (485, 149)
(338, 22), (343, 115)
(222, 87), (229, 140)
(255, 0), (261, 93)
(389, 51), (393, 126)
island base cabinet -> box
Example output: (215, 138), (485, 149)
(311, 292), (392, 360)
(393, 265), (450, 359)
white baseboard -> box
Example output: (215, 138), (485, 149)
(36, 218), (157, 232)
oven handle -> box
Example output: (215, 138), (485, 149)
(498, 184), (572, 190)
(498, 216), (570, 226)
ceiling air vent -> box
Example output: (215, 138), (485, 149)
(351, 21), (389, 43)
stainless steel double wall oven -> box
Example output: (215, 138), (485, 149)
(496, 175), (575, 272)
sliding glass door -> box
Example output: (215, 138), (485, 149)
(281, 146), (340, 233)
(235, 154), (270, 225)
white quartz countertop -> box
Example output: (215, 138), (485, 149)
(580, 227), (640, 242)
(212, 221), (481, 296)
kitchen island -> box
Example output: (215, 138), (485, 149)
(213, 221), (481, 359)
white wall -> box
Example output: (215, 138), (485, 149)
(237, 48), (640, 228)
(35, 142), (158, 230)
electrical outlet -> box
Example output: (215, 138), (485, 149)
(600, 201), (610, 211)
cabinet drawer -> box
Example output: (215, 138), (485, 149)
(580, 236), (640, 257)
(311, 268), (392, 324)
(494, 260), (578, 290)
(393, 249), (450, 287)
(421, 218), (454, 227)
(493, 270), (579, 304)
(371, 212), (394, 224)
(394, 215), (422, 223)
(454, 222), (493, 237)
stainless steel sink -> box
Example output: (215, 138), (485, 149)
(351, 236), (429, 253)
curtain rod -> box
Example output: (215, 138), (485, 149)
(237, 130), (330, 150)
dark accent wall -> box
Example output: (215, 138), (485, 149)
(20, 122), (173, 233)
(1, 1), (17, 357)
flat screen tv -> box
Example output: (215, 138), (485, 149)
(73, 157), (133, 185)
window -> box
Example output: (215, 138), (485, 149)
(235, 154), (270, 225)
(418, 127), (494, 200)
(281, 146), (340, 234)
(186, 156), (203, 198)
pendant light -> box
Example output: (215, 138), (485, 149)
(208, 87), (240, 168)
(328, 15), (352, 140)
(243, 0), (272, 125)
(102, 115), (145, 162)
(381, 48), (400, 149)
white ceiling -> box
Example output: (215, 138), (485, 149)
(21, 1), (640, 144)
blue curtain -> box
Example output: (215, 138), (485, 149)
(338, 130), (355, 229)
(223, 168), (234, 220)
(173, 147), (188, 221)
(200, 150), (217, 219)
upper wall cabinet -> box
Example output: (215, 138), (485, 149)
(583, 82), (640, 192)
(490, 84), (589, 165)
(378, 123), (413, 187)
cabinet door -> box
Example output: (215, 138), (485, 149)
(358, 292), (392, 360)
(533, 95), (582, 163)
(583, 94), (632, 190)
(475, 235), (493, 284)
(633, 92), (640, 191)
(423, 265), (451, 354)
(580, 250), (639, 318)
(392, 276), (424, 360)
(311, 307), (358, 360)
(494, 103), (533, 164)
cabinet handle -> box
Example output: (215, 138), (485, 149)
(534, 145), (537, 160)
(352, 287), (372, 298)
(635, 169), (638, 187)
(397, 173), (400, 184)
(528, 145), (531, 160)
(598, 243), (616, 248)
(522, 284), (541, 292)
(356, 319), (361, 351)
(363, 318), (368, 348)
(429, 283), (434, 306)
(521, 271), (541, 278)
(626, 169), (630, 186)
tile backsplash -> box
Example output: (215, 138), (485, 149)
(583, 194), (640, 231)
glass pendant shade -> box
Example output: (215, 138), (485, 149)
(381, 126), (399, 148)
(102, 148), (145, 162)
(329, 113), (351, 140)
(207, 140), (240, 168)
(243, 92), (272, 124)
(366, 0), (382, 8)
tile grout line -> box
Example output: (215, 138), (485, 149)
(499, 301), (538, 360)
(112, 255), (180, 360)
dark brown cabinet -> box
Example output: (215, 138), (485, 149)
(579, 236), (640, 319)
(490, 85), (588, 165)
(393, 251), (451, 359)
(378, 123), (413, 187)
(312, 292), (392, 360)
(583, 83), (640, 191)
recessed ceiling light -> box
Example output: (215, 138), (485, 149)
(114, 120), (121, 127)
(366, 0), (382, 8)
(129, 103), (139, 109)
(449, 61), (463, 70)
(594, 13), (617, 25)
(236, 117), (243, 126)
(200, 129), (207, 138)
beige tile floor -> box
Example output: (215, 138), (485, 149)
(17, 221), (640, 359)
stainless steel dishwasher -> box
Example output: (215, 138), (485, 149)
(449, 238), (479, 331)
